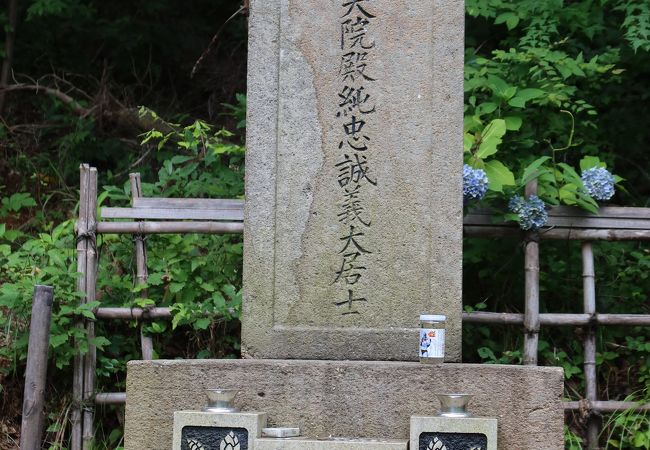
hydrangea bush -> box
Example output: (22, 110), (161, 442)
(463, 115), (620, 231)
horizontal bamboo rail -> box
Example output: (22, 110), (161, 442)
(462, 312), (650, 326)
(564, 401), (650, 412)
(464, 226), (650, 240)
(94, 393), (127, 405)
(94, 307), (235, 320)
(96, 221), (243, 234)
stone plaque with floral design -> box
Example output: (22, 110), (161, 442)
(181, 426), (249, 450)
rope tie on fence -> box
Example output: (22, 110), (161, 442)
(71, 397), (95, 414)
(523, 231), (540, 245)
(76, 226), (97, 252)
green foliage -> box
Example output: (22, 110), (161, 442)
(462, 1), (650, 447)
(615, 0), (650, 53)
(0, 116), (245, 447)
(603, 392), (650, 449)
(0, 192), (37, 217)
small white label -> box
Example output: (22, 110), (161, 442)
(420, 328), (445, 358)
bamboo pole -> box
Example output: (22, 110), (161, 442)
(463, 226), (650, 241)
(130, 173), (154, 360)
(82, 168), (98, 450)
(72, 164), (90, 450)
(96, 221), (243, 234)
(563, 401), (650, 412)
(523, 181), (540, 365)
(96, 307), (173, 320)
(20, 285), (54, 450)
(462, 311), (650, 326)
(94, 392), (127, 405)
(582, 242), (600, 449)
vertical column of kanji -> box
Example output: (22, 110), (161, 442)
(333, 0), (378, 316)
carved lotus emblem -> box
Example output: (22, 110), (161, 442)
(220, 431), (240, 450)
(186, 438), (205, 450)
(428, 437), (447, 450)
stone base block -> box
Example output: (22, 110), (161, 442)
(256, 438), (408, 449)
(411, 416), (498, 450)
(125, 359), (564, 450)
(173, 411), (267, 450)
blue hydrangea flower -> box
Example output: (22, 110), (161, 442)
(581, 167), (615, 201)
(508, 195), (548, 231)
(507, 195), (525, 214)
(463, 164), (489, 202)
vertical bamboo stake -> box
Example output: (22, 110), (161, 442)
(72, 165), (89, 450)
(82, 168), (98, 449)
(20, 285), (54, 450)
(582, 241), (599, 449)
(523, 181), (540, 365)
(130, 173), (154, 360)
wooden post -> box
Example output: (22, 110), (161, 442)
(82, 167), (98, 450)
(582, 242), (600, 449)
(20, 285), (54, 450)
(130, 173), (154, 360)
(72, 164), (90, 450)
(523, 181), (540, 365)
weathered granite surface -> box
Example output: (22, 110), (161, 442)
(124, 359), (564, 449)
(243, 0), (465, 361)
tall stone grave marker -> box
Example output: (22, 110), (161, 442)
(243, 0), (464, 361)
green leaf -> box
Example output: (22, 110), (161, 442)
(495, 12), (520, 30)
(476, 119), (507, 159)
(194, 317), (211, 330)
(507, 88), (545, 108)
(579, 156), (604, 171)
(89, 336), (111, 350)
(169, 282), (184, 294)
(50, 334), (69, 348)
(0, 223), (5, 236)
(504, 116), (522, 131)
(80, 309), (95, 320)
(484, 160), (515, 192)
(464, 133), (475, 153)
(559, 183), (578, 205)
(520, 156), (551, 185)
(557, 163), (583, 186)
(486, 75), (511, 98)
(476, 102), (498, 116)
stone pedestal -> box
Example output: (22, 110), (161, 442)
(125, 359), (564, 449)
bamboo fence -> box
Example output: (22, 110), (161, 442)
(69, 165), (650, 450)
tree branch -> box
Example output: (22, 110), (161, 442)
(0, 83), (89, 115)
(0, 0), (19, 114)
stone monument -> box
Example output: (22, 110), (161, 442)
(124, 1), (565, 448)
(243, 0), (464, 362)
